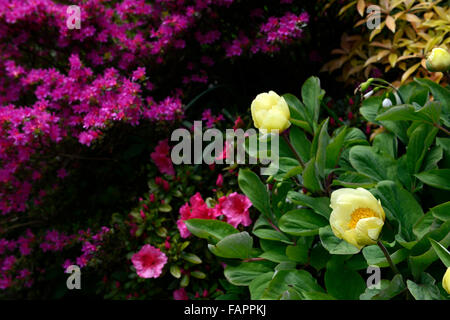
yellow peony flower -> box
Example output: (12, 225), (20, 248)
(251, 91), (291, 133)
(426, 48), (450, 72)
(443, 267), (450, 295)
(329, 188), (385, 250)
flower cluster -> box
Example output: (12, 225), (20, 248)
(0, 0), (308, 215)
(0, 226), (110, 290)
(177, 191), (252, 238)
(151, 139), (175, 176)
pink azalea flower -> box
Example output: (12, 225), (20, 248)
(216, 174), (223, 187)
(173, 288), (189, 300)
(131, 244), (167, 279)
(177, 193), (219, 238)
(151, 139), (175, 176)
(214, 192), (252, 228)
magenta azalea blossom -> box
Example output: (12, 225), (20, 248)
(215, 192), (252, 228)
(173, 288), (189, 300)
(151, 139), (175, 176)
(131, 244), (167, 279)
(177, 193), (219, 238)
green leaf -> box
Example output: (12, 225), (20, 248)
(287, 191), (332, 218)
(158, 203), (172, 212)
(259, 240), (290, 263)
(283, 93), (312, 133)
(325, 259), (366, 300)
(380, 119), (410, 144)
(300, 291), (336, 300)
(269, 157), (300, 181)
(319, 226), (360, 255)
(280, 287), (303, 300)
(373, 132), (397, 159)
(429, 239), (450, 267)
(170, 265), (181, 279)
(422, 146), (443, 172)
(362, 245), (409, 268)
(261, 269), (324, 300)
(302, 76), (324, 125)
(310, 243), (331, 271)
(407, 273), (441, 300)
(253, 229), (293, 244)
(249, 272), (274, 300)
(344, 128), (368, 147)
(289, 126), (311, 163)
(208, 232), (253, 259)
(290, 119), (314, 134)
(238, 169), (271, 217)
(417, 101), (442, 124)
(360, 96), (382, 122)
(360, 274), (406, 300)
(349, 146), (396, 181)
(415, 169), (450, 191)
(224, 261), (275, 286)
(398, 81), (429, 105)
(430, 201), (450, 221)
(285, 244), (309, 264)
(302, 157), (323, 193)
(314, 119), (330, 178)
(326, 126), (348, 169)
(181, 252), (202, 264)
(279, 209), (328, 236)
(409, 222), (450, 278)
(332, 171), (376, 189)
(376, 105), (430, 122)
(414, 78), (450, 104)
(185, 219), (238, 244)
(413, 211), (435, 239)
(372, 181), (423, 241)
(406, 123), (438, 174)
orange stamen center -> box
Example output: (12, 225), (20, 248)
(348, 208), (377, 229)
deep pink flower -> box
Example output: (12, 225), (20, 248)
(216, 174), (224, 188)
(177, 193), (219, 238)
(214, 192), (252, 228)
(151, 139), (175, 176)
(131, 244), (167, 279)
(173, 288), (189, 300)
(132, 67), (146, 81)
(233, 116), (244, 130)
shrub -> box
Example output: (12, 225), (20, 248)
(321, 0), (450, 86)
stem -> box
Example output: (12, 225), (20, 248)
(281, 131), (304, 168)
(267, 217), (282, 233)
(377, 240), (400, 275)
(435, 124), (450, 136)
(243, 257), (265, 262)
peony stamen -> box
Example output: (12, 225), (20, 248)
(348, 208), (377, 229)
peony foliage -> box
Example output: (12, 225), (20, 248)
(188, 76), (450, 300)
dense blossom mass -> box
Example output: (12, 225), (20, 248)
(0, 0), (308, 215)
(0, 0), (307, 294)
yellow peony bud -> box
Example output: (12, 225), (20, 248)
(426, 48), (450, 72)
(251, 91), (291, 134)
(443, 267), (450, 295)
(329, 188), (385, 250)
